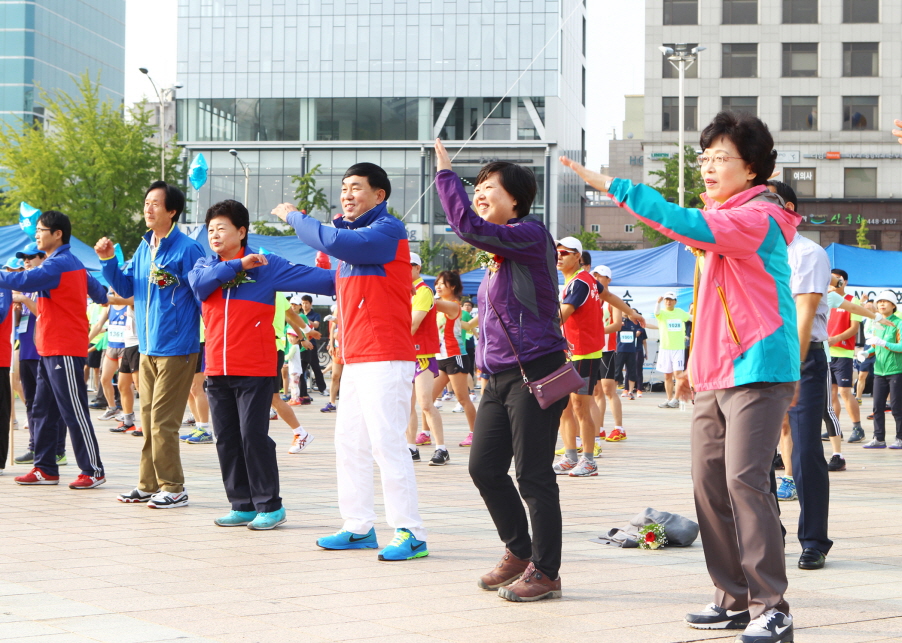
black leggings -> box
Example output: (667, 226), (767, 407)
(873, 372), (902, 442)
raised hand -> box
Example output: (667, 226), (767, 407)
(434, 138), (452, 172)
(94, 237), (115, 259)
(893, 119), (902, 144)
(271, 203), (299, 222)
(240, 254), (268, 270)
(559, 156), (613, 193)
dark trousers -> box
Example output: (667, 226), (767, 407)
(301, 344), (327, 393)
(0, 367), (9, 469)
(207, 375), (282, 513)
(614, 351), (637, 386)
(20, 359), (66, 455)
(635, 348), (644, 391)
(788, 348), (832, 554)
(469, 351), (568, 579)
(33, 356), (103, 477)
(873, 372), (902, 441)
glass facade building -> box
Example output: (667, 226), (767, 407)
(175, 0), (587, 239)
(0, 0), (125, 128)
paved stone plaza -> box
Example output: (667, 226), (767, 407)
(1, 391), (901, 643)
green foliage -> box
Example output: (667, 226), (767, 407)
(639, 144), (706, 247)
(252, 220), (294, 236)
(448, 242), (481, 273)
(572, 228), (600, 251)
(416, 239), (447, 275)
(0, 72), (184, 254)
(290, 164), (329, 216)
(856, 218), (870, 248)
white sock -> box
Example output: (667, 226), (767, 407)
(197, 422), (208, 430)
(834, 453), (843, 458)
(437, 444), (446, 451)
(616, 426), (624, 430)
(423, 430), (431, 436)
(408, 443), (417, 451)
(294, 427), (308, 439)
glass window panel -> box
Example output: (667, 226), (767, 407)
(381, 150), (406, 174)
(517, 99), (539, 140)
(723, 0), (757, 24)
(783, 0), (817, 23)
(314, 98), (333, 141)
(308, 149), (332, 172)
(332, 150), (357, 173)
(663, 0), (698, 25)
(662, 97), (698, 131)
(722, 96), (758, 118)
(283, 99), (300, 140)
(662, 43), (699, 79)
(843, 96), (878, 130)
(782, 96), (818, 130)
(258, 98), (284, 141)
(259, 150), (283, 174)
(722, 43), (757, 78)
(843, 43), (878, 77)
(436, 97), (464, 140)
(236, 98), (259, 140)
(355, 98), (381, 140)
(782, 43), (818, 77)
(256, 175), (284, 219)
(843, 0), (878, 23)
(332, 98), (356, 140)
(844, 168), (877, 198)
(786, 168), (816, 197)
(381, 98), (407, 140)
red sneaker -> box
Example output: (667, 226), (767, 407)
(605, 428), (627, 442)
(15, 467), (59, 485)
(68, 474), (106, 490)
(598, 430), (606, 440)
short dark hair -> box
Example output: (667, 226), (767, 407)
(38, 210), (71, 244)
(145, 181), (186, 223)
(301, 295), (313, 303)
(476, 162), (537, 218)
(832, 268), (849, 281)
(343, 163), (391, 199)
(580, 251), (592, 267)
(767, 180), (798, 210)
(699, 112), (776, 187)
(205, 200), (250, 247)
(436, 270), (463, 298)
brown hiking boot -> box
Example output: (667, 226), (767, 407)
(497, 562), (562, 602)
(477, 549), (530, 590)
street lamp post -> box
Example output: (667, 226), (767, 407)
(139, 67), (183, 181)
(229, 149), (250, 206)
(658, 44), (705, 207)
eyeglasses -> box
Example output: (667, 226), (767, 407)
(696, 155), (743, 167)
(557, 250), (578, 256)
(35, 226), (51, 233)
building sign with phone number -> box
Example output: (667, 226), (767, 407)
(800, 214), (898, 225)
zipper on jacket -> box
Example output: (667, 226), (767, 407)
(223, 288), (231, 375)
(714, 278), (744, 357)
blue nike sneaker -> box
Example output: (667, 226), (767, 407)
(214, 510), (258, 527)
(247, 507), (287, 530)
(316, 527), (379, 550)
(378, 528), (429, 561)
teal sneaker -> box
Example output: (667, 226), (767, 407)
(56, 454), (67, 466)
(214, 510), (258, 527)
(186, 430), (213, 444)
(378, 528), (428, 561)
(247, 507), (287, 531)
(316, 527), (378, 550)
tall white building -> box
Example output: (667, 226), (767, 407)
(641, 0), (902, 250)
(175, 0), (587, 242)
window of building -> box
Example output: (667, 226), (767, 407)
(582, 17), (586, 56)
(783, 0), (817, 23)
(843, 43), (878, 77)
(723, 0), (757, 24)
(782, 43), (818, 77)
(722, 44), (758, 78)
(782, 96), (818, 130)
(662, 43), (700, 79)
(664, 0), (698, 25)
(590, 224), (600, 233)
(662, 97), (698, 131)
(843, 0), (879, 23)
(582, 66), (586, 106)
(625, 224), (635, 233)
(722, 96), (758, 118)
(843, 96), (878, 130)
(786, 168), (816, 197)
(845, 168), (877, 198)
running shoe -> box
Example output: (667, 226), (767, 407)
(593, 441), (602, 457)
(773, 452), (784, 470)
(269, 408), (278, 420)
(433, 400), (443, 409)
(56, 454), (67, 466)
(288, 398), (302, 406)
(441, 392), (454, 401)
(118, 488), (153, 503)
(667, 399), (681, 408)
(320, 402), (336, 413)
(685, 603), (750, 630)
(148, 490), (189, 509)
(99, 407), (121, 421)
(848, 426), (865, 443)
(776, 477), (797, 501)
(69, 474), (106, 489)
(568, 457), (598, 477)
(636, 391), (643, 398)
(863, 438), (886, 449)
(378, 528), (428, 561)
(827, 454), (846, 471)
(627, 391), (636, 400)
(429, 448), (450, 466)
(111, 421), (133, 433)
(658, 399), (673, 408)
(459, 432), (473, 447)
(14, 451), (34, 464)
(410, 447), (420, 462)
(821, 431), (830, 441)
(605, 428), (626, 442)
(186, 430), (213, 445)
(288, 433), (314, 454)
(280, 394), (291, 401)
(889, 438), (902, 449)
(620, 390), (629, 398)
(415, 432), (432, 446)
(735, 608), (792, 643)
(469, 392), (478, 402)
(247, 507), (286, 530)
(452, 403), (464, 413)
(598, 430), (606, 440)
(215, 510), (258, 527)
(88, 399), (106, 410)
(180, 427), (204, 441)
(299, 396), (312, 405)
(553, 456), (578, 475)
(14, 467), (59, 485)
(317, 527), (379, 550)
(132, 428), (144, 437)
(182, 414), (196, 426)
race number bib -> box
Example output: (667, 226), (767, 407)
(619, 331), (635, 344)
(108, 326), (126, 342)
(17, 310), (29, 334)
(667, 319), (683, 332)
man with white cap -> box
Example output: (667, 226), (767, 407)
(862, 291), (902, 449)
(655, 292), (692, 408)
(591, 265), (628, 442)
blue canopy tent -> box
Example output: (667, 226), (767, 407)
(824, 244), (902, 288)
(0, 224), (109, 284)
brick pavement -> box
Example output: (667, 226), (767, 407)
(1, 391), (902, 642)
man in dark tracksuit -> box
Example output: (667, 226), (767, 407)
(1, 211), (109, 489)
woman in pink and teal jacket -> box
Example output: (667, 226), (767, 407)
(562, 112), (800, 643)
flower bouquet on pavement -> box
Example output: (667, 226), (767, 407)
(638, 523), (668, 550)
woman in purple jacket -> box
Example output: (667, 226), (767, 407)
(434, 139), (568, 602)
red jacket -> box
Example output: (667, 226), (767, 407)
(0, 291), (12, 368)
(411, 279), (440, 357)
(561, 271), (605, 357)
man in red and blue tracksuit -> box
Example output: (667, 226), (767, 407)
(188, 199), (336, 531)
(272, 162), (427, 561)
(0, 211), (109, 489)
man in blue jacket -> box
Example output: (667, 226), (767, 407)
(95, 181), (204, 509)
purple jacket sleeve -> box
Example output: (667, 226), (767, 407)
(436, 170), (550, 263)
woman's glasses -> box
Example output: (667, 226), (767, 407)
(696, 155), (742, 167)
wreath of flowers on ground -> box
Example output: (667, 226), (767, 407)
(149, 266), (177, 288)
(475, 250), (505, 273)
(638, 523), (668, 550)
(222, 270), (255, 290)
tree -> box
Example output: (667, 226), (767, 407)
(573, 228), (600, 251)
(856, 218), (871, 248)
(415, 239), (447, 275)
(0, 72), (183, 254)
(448, 242), (481, 273)
(637, 144), (706, 247)
(291, 164), (329, 216)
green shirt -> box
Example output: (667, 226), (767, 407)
(273, 295), (290, 352)
(870, 313), (902, 377)
(655, 308), (691, 351)
(461, 310), (473, 341)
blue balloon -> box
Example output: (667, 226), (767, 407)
(19, 202), (40, 240)
(189, 153), (209, 191)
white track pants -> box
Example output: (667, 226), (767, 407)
(335, 360), (425, 540)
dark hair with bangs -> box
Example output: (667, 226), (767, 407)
(343, 162), (392, 199)
(476, 162), (537, 218)
(435, 270), (463, 298)
(766, 180), (798, 210)
(205, 200), (250, 246)
(700, 112), (777, 187)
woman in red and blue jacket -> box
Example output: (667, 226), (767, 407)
(188, 200), (335, 532)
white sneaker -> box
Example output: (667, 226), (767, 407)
(288, 433), (315, 454)
(433, 400), (443, 409)
(657, 400), (672, 408)
(99, 407), (120, 421)
(667, 399), (680, 408)
(452, 403), (464, 413)
(469, 392), (478, 402)
(737, 608), (793, 642)
(147, 490), (189, 509)
(441, 392), (454, 401)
